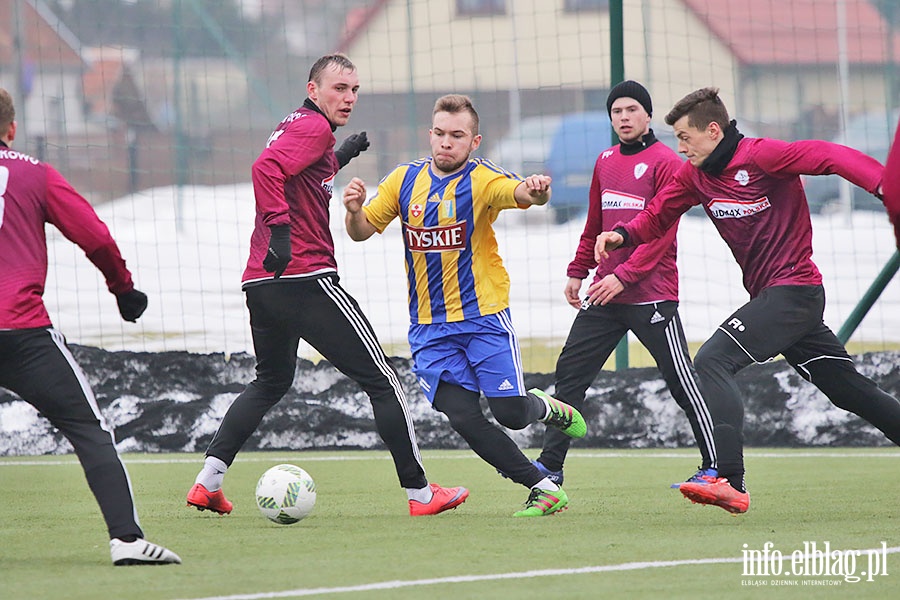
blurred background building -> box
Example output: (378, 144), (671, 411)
(1, 0), (897, 360)
(1, 0), (896, 201)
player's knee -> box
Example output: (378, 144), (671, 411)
(804, 358), (876, 410)
(433, 385), (482, 428)
(487, 397), (531, 430)
(692, 346), (718, 377)
(435, 404), (485, 440)
(695, 338), (743, 379)
(250, 375), (293, 399)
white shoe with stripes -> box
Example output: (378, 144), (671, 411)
(110, 538), (182, 566)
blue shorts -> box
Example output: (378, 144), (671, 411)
(408, 308), (526, 404)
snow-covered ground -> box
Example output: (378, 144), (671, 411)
(43, 183), (900, 359)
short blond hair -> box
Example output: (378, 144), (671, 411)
(0, 88), (15, 134)
(433, 94), (479, 136)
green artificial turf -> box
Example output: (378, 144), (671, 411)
(1, 449), (898, 600)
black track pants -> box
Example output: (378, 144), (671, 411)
(538, 301), (716, 473)
(0, 328), (143, 540)
(694, 285), (900, 489)
(206, 275), (428, 489)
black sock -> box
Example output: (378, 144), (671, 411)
(116, 535), (140, 543)
(726, 477), (746, 494)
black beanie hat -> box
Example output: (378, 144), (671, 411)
(606, 80), (652, 117)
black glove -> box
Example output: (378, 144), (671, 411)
(262, 224), (291, 278)
(334, 131), (370, 168)
(116, 289), (148, 322)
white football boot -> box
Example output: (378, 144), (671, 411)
(110, 538), (182, 566)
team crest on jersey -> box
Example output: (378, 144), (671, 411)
(442, 199), (455, 218)
(634, 163), (648, 180)
(410, 202), (424, 218)
(321, 172), (335, 195)
(734, 169), (750, 186)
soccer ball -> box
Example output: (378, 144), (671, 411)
(255, 464), (316, 524)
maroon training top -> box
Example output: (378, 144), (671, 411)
(0, 145), (133, 330)
(568, 138), (683, 304)
(623, 137), (884, 298)
(242, 104), (340, 286)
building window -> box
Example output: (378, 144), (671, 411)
(564, 0), (609, 12)
(456, 0), (506, 17)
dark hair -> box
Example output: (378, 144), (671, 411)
(433, 94), (480, 136)
(308, 54), (356, 84)
(664, 87), (730, 130)
(0, 88), (15, 132)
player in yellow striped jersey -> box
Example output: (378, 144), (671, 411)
(343, 94), (587, 517)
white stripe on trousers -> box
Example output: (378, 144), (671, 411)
(47, 328), (141, 527)
(316, 278), (425, 471)
(662, 319), (717, 468)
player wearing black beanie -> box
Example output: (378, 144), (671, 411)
(606, 80), (653, 117)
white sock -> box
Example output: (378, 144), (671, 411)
(532, 477), (559, 492)
(195, 456), (228, 492)
(538, 398), (552, 422)
(407, 485), (434, 504)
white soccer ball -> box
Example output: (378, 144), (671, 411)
(255, 464), (316, 524)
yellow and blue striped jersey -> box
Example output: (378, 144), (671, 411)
(363, 157), (525, 324)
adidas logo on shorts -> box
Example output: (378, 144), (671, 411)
(498, 379), (514, 391)
(650, 311), (665, 324)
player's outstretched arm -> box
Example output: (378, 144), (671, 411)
(883, 123), (900, 249)
(514, 174), (552, 206)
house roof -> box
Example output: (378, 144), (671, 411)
(338, 0), (899, 68)
(337, 0), (389, 53)
(82, 58), (124, 116)
(681, 0), (900, 65)
(82, 51), (155, 128)
(0, 0), (83, 68)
